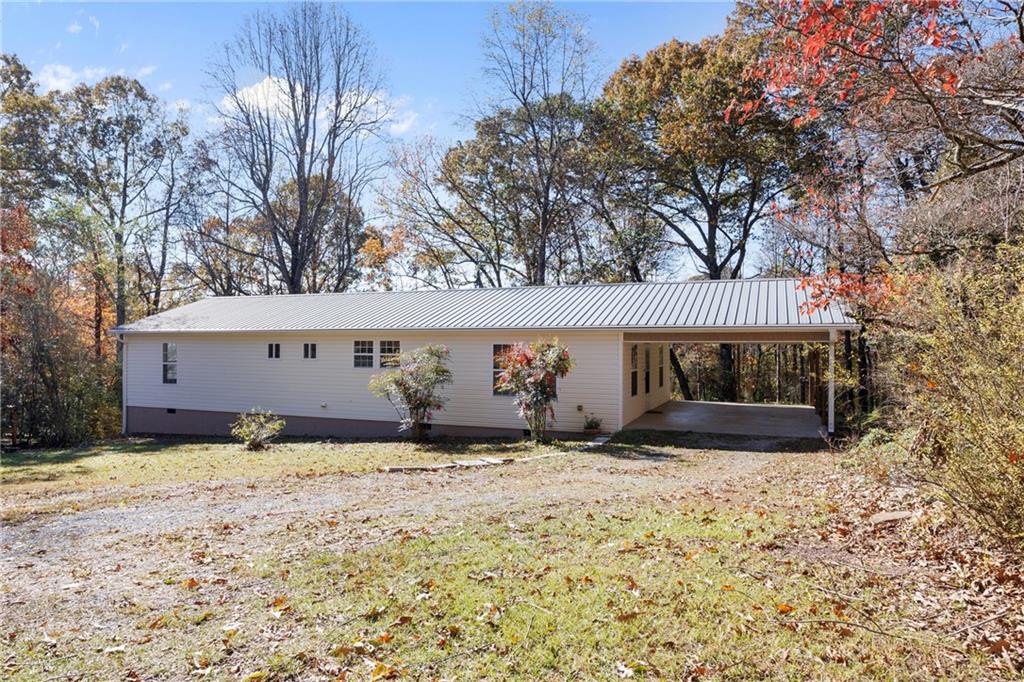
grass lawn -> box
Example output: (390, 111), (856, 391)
(0, 436), (578, 522)
(2, 432), (1016, 680)
(0, 436), (577, 491)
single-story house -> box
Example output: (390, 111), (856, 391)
(114, 279), (857, 439)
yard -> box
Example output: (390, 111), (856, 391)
(2, 432), (1020, 680)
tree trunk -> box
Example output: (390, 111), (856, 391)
(114, 225), (126, 362)
(843, 330), (855, 413)
(857, 329), (871, 412)
(93, 268), (103, 361)
(669, 347), (694, 401)
(799, 346), (807, 404)
(719, 344), (737, 402)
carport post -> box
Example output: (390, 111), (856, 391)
(827, 329), (836, 437)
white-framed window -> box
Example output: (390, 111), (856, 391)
(162, 342), (177, 384)
(658, 345), (665, 388)
(303, 342), (317, 359)
(644, 346), (651, 394)
(353, 340), (373, 368)
(267, 343), (281, 359)
(492, 343), (512, 395)
(379, 340), (401, 367)
(630, 344), (638, 397)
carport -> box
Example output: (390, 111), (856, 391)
(625, 400), (823, 438)
(615, 279), (859, 438)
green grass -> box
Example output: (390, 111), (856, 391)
(0, 436), (569, 491)
(7, 501), (989, 680)
(0, 436), (579, 522)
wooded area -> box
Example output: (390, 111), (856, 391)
(2, 1), (1022, 544)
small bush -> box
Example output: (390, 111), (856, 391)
(583, 413), (602, 431)
(230, 409), (286, 451)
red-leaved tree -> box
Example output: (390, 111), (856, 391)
(496, 340), (575, 443)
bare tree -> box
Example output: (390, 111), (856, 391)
(478, 1), (596, 285)
(207, 1), (386, 294)
(134, 118), (194, 315)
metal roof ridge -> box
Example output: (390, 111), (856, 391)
(179, 277), (809, 301)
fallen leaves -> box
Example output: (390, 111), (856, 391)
(370, 661), (399, 680)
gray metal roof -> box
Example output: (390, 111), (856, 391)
(116, 279), (858, 334)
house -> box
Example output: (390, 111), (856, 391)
(114, 279), (858, 439)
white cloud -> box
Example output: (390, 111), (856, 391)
(88, 16), (100, 34)
(119, 43), (129, 54)
(67, 21), (82, 34)
(225, 75), (293, 117)
(158, 81), (173, 92)
(135, 65), (157, 78)
(384, 95), (420, 136)
(388, 108), (419, 136)
(222, 77), (410, 136)
(37, 63), (108, 92)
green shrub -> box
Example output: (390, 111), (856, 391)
(368, 345), (453, 441)
(230, 409), (286, 451)
(883, 245), (1024, 548)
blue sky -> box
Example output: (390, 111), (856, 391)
(4, 1), (734, 143)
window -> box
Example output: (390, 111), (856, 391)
(303, 343), (317, 359)
(630, 344), (638, 397)
(644, 346), (651, 394)
(379, 340), (401, 367)
(492, 344), (512, 395)
(659, 342), (667, 385)
(162, 342), (177, 384)
(354, 340), (373, 368)
(267, 343), (281, 359)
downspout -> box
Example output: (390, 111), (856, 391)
(616, 331), (624, 432)
(827, 329), (836, 438)
(121, 333), (127, 434)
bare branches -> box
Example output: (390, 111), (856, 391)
(207, 1), (386, 293)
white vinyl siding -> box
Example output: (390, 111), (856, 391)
(124, 330), (622, 433)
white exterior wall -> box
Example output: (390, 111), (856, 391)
(621, 341), (672, 426)
(124, 330), (622, 433)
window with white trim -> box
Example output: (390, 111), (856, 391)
(630, 344), (638, 397)
(162, 342), (177, 384)
(267, 343), (280, 359)
(379, 340), (401, 367)
(354, 340), (373, 368)
(492, 344), (512, 395)
(303, 342), (317, 359)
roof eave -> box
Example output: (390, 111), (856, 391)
(113, 322), (861, 335)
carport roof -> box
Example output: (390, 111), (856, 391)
(115, 278), (858, 334)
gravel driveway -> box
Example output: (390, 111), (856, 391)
(2, 438), (815, 642)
